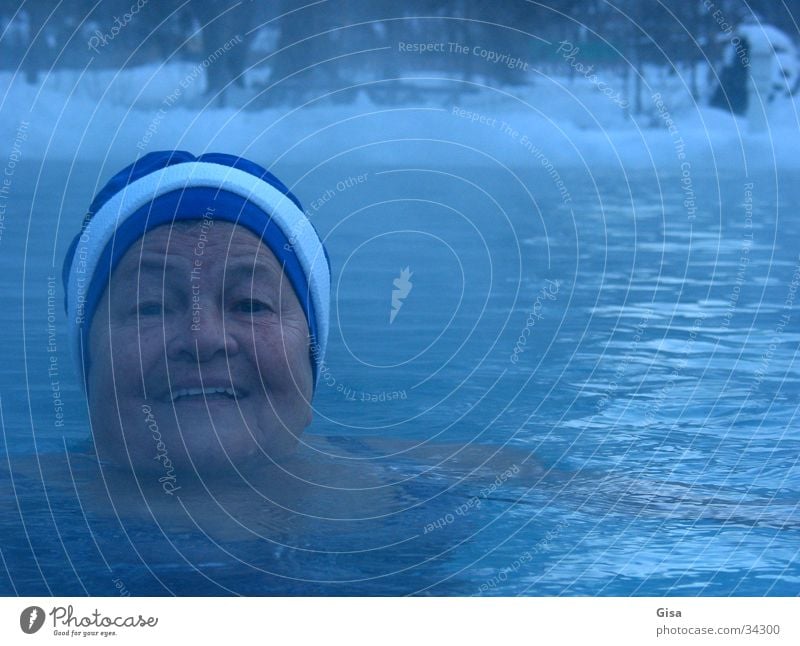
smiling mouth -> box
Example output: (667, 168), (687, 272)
(170, 387), (241, 403)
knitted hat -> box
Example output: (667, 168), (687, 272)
(62, 150), (330, 390)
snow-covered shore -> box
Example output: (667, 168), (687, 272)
(1, 62), (798, 172)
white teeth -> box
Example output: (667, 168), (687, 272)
(171, 387), (236, 402)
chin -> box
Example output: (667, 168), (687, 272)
(94, 400), (302, 477)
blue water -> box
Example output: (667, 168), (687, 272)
(1, 158), (798, 595)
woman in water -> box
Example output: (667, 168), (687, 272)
(62, 150), (330, 479)
(44, 150), (535, 593)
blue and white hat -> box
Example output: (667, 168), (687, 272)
(62, 150), (330, 390)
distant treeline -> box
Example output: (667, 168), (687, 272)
(2, 0), (798, 103)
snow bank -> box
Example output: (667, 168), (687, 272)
(0, 61), (798, 173)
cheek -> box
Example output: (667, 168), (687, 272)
(89, 323), (161, 395)
(86, 327), (133, 428)
(251, 323), (312, 392)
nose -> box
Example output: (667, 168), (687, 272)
(166, 300), (239, 363)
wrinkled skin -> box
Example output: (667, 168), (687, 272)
(87, 221), (314, 474)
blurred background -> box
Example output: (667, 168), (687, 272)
(3, 0), (799, 108)
(1, 0), (799, 160)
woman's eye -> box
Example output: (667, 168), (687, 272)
(234, 299), (272, 314)
(136, 302), (163, 316)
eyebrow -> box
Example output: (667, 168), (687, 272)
(224, 260), (284, 281)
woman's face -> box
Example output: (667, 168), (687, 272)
(87, 220), (314, 472)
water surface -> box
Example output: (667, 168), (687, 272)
(1, 159), (798, 595)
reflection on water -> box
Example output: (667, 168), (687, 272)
(0, 162), (798, 595)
